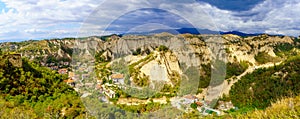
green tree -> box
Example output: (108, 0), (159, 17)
(190, 103), (197, 109)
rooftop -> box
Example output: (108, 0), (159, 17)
(64, 78), (74, 83)
(111, 74), (124, 79)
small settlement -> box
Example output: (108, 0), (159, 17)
(51, 59), (235, 116)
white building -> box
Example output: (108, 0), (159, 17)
(110, 74), (125, 84)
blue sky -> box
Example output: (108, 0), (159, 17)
(0, 0), (300, 41)
(197, 0), (263, 11)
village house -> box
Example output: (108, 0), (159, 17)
(64, 78), (75, 87)
(63, 62), (69, 66)
(50, 66), (58, 70)
(58, 68), (68, 74)
(110, 74), (125, 84)
(78, 67), (85, 72)
(182, 95), (198, 104)
(73, 75), (80, 80)
(68, 72), (75, 79)
(81, 74), (89, 80)
(97, 79), (102, 84)
(96, 84), (102, 89)
(196, 101), (203, 107)
(217, 101), (234, 111)
(104, 89), (115, 98)
(84, 83), (94, 88)
(50, 63), (55, 66)
(96, 84), (104, 93)
(75, 83), (83, 88)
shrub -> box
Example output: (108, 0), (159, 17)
(158, 45), (169, 52)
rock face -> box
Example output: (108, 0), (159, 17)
(0, 33), (297, 100)
(223, 34), (294, 65)
(0, 33), (295, 71)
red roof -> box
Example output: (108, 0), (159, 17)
(111, 74), (124, 79)
(64, 78), (74, 83)
(196, 101), (203, 106)
(184, 95), (197, 99)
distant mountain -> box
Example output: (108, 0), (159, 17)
(220, 31), (262, 37)
(123, 28), (219, 35)
(176, 28), (219, 34)
(124, 28), (271, 37)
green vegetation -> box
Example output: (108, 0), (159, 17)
(46, 55), (58, 63)
(128, 54), (155, 87)
(0, 53), (88, 118)
(178, 66), (199, 96)
(132, 48), (142, 56)
(158, 45), (169, 52)
(61, 46), (73, 55)
(117, 102), (162, 113)
(111, 58), (128, 75)
(231, 95), (300, 118)
(94, 50), (107, 63)
(255, 51), (281, 64)
(99, 34), (121, 41)
(181, 110), (202, 119)
(216, 94), (300, 119)
(226, 61), (249, 79)
(199, 64), (211, 88)
(210, 60), (226, 87)
(161, 71), (181, 97)
(274, 43), (295, 57)
(133, 74), (150, 87)
(229, 54), (300, 109)
(190, 103), (197, 109)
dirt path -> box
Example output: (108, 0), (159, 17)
(117, 96), (168, 105)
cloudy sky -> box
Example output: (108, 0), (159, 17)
(0, 0), (300, 42)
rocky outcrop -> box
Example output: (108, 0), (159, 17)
(0, 34), (296, 68)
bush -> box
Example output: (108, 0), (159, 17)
(190, 103), (197, 109)
(255, 52), (280, 64)
(226, 61), (249, 79)
(158, 45), (169, 52)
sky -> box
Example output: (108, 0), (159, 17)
(0, 0), (300, 41)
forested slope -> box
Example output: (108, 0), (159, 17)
(229, 54), (300, 110)
(0, 53), (88, 118)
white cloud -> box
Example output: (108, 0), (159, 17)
(0, 0), (103, 41)
(192, 0), (300, 35)
(0, 0), (300, 42)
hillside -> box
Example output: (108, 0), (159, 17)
(0, 53), (89, 118)
(1, 33), (300, 118)
(229, 54), (300, 110)
(233, 94), (300, 118)
(203, 94), (300, 119)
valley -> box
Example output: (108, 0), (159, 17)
(0, 33), (300, 118)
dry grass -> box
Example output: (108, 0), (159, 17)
(234, 95), (300, 119)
